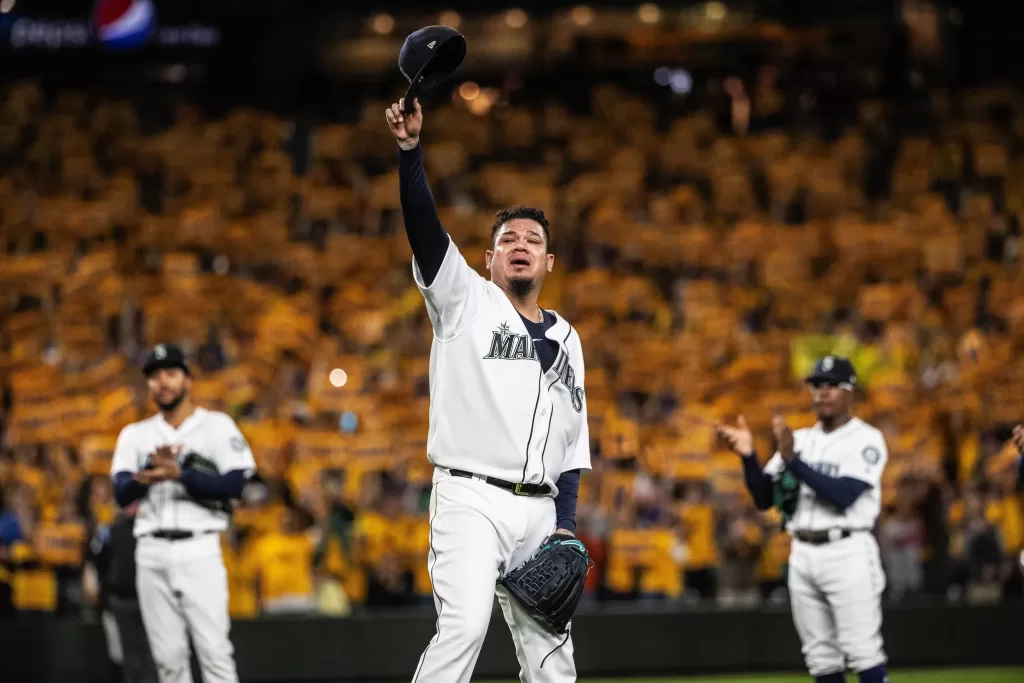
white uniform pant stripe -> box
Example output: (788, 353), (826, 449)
(136, 534), (238, 683)
(412, 481), (444, 683)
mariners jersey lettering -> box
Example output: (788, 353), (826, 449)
(110, 407), (256, 537)
(413, 239), (591, 489)
(764, 417), (887, 532)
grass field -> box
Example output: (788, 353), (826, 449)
(482, 670), (1024, 683)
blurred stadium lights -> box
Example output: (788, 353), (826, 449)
(464, 86), (500, 116)
(505, 8), (528, 29)
(458, 81), (480, 100)
(570, 5), (594, 26)
(669, 68), (692, 94)
(654, 66), (692, 94)
(705, 1), (727, 21)
(0, 0), (15, 15)
(329, 368), (348, 388)
(438, 10), (462, 28)
(371, 13), (395, 35)
(637, 3), (661, 24)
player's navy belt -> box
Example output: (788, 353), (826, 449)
(146, 530), (217, 541)
(449, 469), (552, 496)
(794, 529), (868, 545)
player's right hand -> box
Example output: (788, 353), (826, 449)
(716, 415), (754, 457)
(386, 97), (422, 151)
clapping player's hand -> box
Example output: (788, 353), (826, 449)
(716, 415), (753, 457)
(1012, 424), (1024, 455)
(385, 97), (423, 150)
(772, 413), (795, 461)
(135, 444), (181, 484)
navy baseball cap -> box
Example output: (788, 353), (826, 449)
(804, 355), (856, 389)
(398, 25), (466, 108)
(142, 343), (191, 377)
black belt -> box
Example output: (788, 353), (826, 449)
(794, 529), (865, 545)
(449, 469), (552, 496)
(148, 530), (214, 541)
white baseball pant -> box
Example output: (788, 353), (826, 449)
(787, 531), (887, 676)
(136, 532), (239, 683)
(412, 467), (577, 683)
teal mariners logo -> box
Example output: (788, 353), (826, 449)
(483, 321), (585, 413)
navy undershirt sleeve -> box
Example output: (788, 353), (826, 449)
(179, 469), (248, 500)
(788, 457), (871, 511)
(554, 470), (581, 533)
(398, 144), (450, 286)
(112, 471), (149, 507)
(740, 453), (775, 510)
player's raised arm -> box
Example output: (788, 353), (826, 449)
(387, 97), (450, 286)
(716, 416), (774, 510)
(387, 96), (480, 338)
(781, 414), (876, 511)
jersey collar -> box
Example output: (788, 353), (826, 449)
(156, 405), (206, 433)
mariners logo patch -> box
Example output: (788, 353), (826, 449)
(230, 436), (248, 453)
(822, 356), (834, 371)
(154, 344), (167, 359)
(862, 445), (881, 465)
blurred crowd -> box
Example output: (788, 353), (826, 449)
(2, 45), (1024, 620)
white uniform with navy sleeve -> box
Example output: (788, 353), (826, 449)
(110, 407), (255, 683)
(763, 417), (889, 677)
(410, 239), (591, 683)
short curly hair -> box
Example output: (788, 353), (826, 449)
(491, 205), (551, 249)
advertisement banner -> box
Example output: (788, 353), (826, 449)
(0, 0), (220, 53)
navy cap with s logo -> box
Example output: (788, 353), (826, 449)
(804, 355), (856, 389)
(142, 343), (191, 377)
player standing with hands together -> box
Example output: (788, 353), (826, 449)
(386, 25), (592, 683)
(716, 356), (890, 683)
(110, 343), (256, 683)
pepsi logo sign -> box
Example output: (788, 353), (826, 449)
(6, 0), (219, 51)
(92, 0), (156, 51)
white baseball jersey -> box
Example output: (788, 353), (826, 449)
(764, 417), (888, 532)
(413, 239), (592, 490)
(110, 406), (256, 537)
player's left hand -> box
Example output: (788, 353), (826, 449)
(1012, 424), (1024, 454)
(772, 414), (795, 461)
(553, 528), (575, 538)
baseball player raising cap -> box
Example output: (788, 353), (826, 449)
(716, 355), (891, 683)
(386, 26), (590, 683)
(110, 343), (256, 683)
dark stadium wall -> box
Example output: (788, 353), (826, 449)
(3, 604), (1022, 682)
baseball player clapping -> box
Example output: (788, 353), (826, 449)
(1011, 425), (1024, 487)
(110, 343), (256, 683)
(385, 26), (592, 683)
(717, 356), (890, 683)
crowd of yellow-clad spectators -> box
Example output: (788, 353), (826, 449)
(2, 66), (1024, 618)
